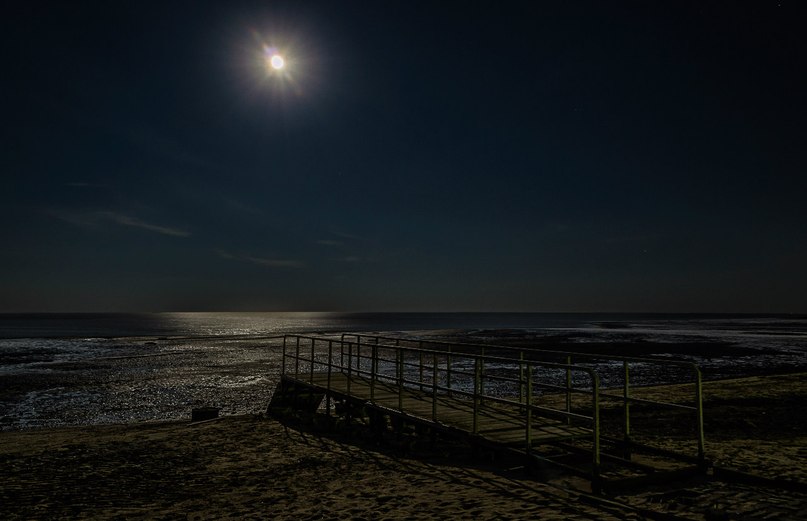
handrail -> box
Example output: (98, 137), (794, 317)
(289, 334), (601, 390)
(340, 332), (706, 468)
(279, 333), (604, 487)
(340, 332), (700, 367)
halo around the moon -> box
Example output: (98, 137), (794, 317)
(270, 54), (285, 70)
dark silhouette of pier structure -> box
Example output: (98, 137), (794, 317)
(268, 334), (707, 493)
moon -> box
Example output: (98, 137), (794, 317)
(269, 54), (285, 70)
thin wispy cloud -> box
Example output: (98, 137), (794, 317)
(47, 209), (98, 228)
(315, 236), (375, 263)
(217, 250), (304, 269)
(47, 209), (190, 237)
(100, 212), (190, 237)
(245, 256), (304, 268)
(332, 230), (363, 241)
(318, 229), (365, 248)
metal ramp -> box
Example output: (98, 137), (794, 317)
(268, 334), (708, 494)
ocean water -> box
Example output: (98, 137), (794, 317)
(1, 312), (805, 430)
(0, 311), (722, 338)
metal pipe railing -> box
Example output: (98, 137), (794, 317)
(276, 332), (713, 493)
(340, 332), (705, 468)
(283, 335), (594, 428)
(283, 335), (598, 403)
(280, 334), (602, 482)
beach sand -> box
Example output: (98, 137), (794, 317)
(1, 373), (806, 520)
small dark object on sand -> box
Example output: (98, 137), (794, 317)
(191, 407), (219, 422)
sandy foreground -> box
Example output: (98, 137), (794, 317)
(1, 373), (806, 520)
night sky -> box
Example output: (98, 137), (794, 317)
(3, 1), (806, 313)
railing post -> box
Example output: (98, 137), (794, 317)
(294, 336), (300, 377)
(694, 365), (706, 469)
(519, 351), (525, 404)
(281, 335), (287, 375)
(356, 339), (361, 375)
(310, 338), (316, 384)
(371, 344), (377, 400)
(347, 339), (358, 375)
(623, 360), (631, 459)
(419, 341), (425, 391)
(591, 371), (602, 494)
(525, 364), (533, 454)
(397, 349), (404, 411)
(326, 340), (333, 417)
(432, 353), (438, 421)
(395, 338), (402, 397)
(446, 345), (452, 396)
(479, 348), (485, 399)
(473, 358), (481, 434)
(479, 350), (485, 399)
(565, 355), (572, 425)
(347, 341), (352, 396)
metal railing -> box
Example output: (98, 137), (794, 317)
(340, 333), (706, 467)
(280, 334), (603, 484)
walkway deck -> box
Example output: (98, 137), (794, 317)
(268, 334), (708, 493)
(278, 372), (591, 448)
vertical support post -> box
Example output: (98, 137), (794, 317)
(294, 336), (300, 377)
(623, 360), (631, 459)
(371, 344), (377, 401)
(519, 351), (525, 404)
(525, 364), (533, 454)
(565, 355), (572, 425)
(346, 341), (352, 396)
(479, 347), (485, 399)
(281, 336), (287, 375)
(395, 337), (401, 401)
(446, 345), (452, 396)
(473, 358), (481, 434)
(591, 371), (602, 494)
(356, 340), (362, 375)
(694, 365), (706, 469)
(347, 337), (361, 376)
(397, 349), (404, 411)
(479, 346), (485, 399)
(419, 341), (425, 391)
(310, 338), (316, 384)
(326, 340), (333, 417)
(432, 353), (438, 421)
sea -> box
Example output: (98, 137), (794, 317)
(1, 312), (806, 430)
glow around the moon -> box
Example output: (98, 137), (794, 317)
(270, 54), (285, 70)
(261, 44), (286, 73)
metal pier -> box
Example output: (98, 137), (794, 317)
(268, 334), (708, 494)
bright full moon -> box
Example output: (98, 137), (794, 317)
(269, 54), (285, 70)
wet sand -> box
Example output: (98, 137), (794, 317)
(1, 372), (805, 520)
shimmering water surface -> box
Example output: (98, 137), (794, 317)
(1, 313), (805, 430)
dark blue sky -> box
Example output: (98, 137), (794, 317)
(2, 1), (806, 312)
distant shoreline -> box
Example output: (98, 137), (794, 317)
(3, 311), (807, 339)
